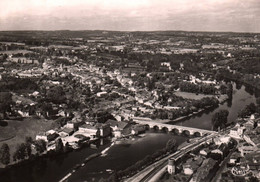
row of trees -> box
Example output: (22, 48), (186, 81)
(219, 83), (233, 98)
(0, 143), (10, 165)
(179, 81), (216, 95)
(238, 100), (260, 118)
(0, 92), (13, 119)
(0, 137), (47, 166)
(212, 110), (229, 131)
(0, 137), (72, 166)
(13, 137), (47, 163)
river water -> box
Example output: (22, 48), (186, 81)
(0, 83), (257, 182)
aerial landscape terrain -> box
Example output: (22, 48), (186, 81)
(0, 0), (260, 182)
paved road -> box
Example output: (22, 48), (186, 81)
(126, 133), (218, 182)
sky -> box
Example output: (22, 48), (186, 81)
(0, 0), (259, 32)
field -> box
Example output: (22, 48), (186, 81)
(174, 91), (214, 100)
(174, 91), (228, 102)
(0, 118), (54, 166)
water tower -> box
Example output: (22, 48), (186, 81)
(168, 159), (175, 174)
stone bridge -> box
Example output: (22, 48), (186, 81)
(134, 120), (216, 136)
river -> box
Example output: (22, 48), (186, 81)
(0, 83), (257, 182)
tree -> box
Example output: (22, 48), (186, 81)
(55, 138), (64, 153)
(0, 143), (10, 165)
(238, 103), (256, 118)
(25, 138), (32, 157)
(25, 136), (33, 144)
(226, 83), (233, 98)
(166, 139), (177, 152)
(46, 86), (66, 104)
(14, 143), (27, 160)
(64, 142), (71, 153)
(256, 98), (260, 106)
(35, 139), (46, 154)
(108, 171), (119, 182)
(249, 176), (259, 182)
(0, 92), (12, 118)
(212, 109), (229, 130)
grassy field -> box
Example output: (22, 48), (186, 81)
(0, 118), (54, 165)
(174, 91), (215, 100)
(174, 91), (228, 102)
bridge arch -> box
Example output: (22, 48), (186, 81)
(182, 130), (190, 136)
(144, 124), (150, 130)
(161, 127), (169, 133)
(153, 125), (159, 131)
(171, 128), (180, 135)
(194, 131), (202, 137)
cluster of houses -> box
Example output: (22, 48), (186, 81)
(35, 117), (146, 151)
(169, 114), (260, 181)
(167, 135), (234, 181)
(220, 114), (260, 180)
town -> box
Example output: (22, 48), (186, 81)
(0, 30), (259, 182)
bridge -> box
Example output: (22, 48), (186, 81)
(134, 120), (216, 136)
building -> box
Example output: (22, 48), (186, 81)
(65, 120), (84, 129)
(95, 123), (111, 137)
(59, 128), (74, 137)
(131, 125), (146, 135)
(168, 159), (175, 174)
(106, 119), (130, 137)
(106, 119), (130, 131)
(229, 124), (245, 139)
(78, 124), (98, 137)
(36, 130), (58, 142)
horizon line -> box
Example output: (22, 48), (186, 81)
(0, 29), (259, 34)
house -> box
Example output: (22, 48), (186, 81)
(131, 125), (146, 135)
(97, 91), (107, 97)
(36, 130), (59, 142)
(106, 119), (130, 137)
(190, 158), (217, 182)
(58, 131), (69, 138)
(183, 164), (195, 175)
(182, 157), (202, 175)
(113, 114), (122, 122)
(213, 135), (231, 146)
(95, 123), (111, 137)
(36, 132), (48, 142)
(78, 124), (98, 137)
(209, 149), (223, 160)
(199, 148), (210, 156)
(238, 145), (258, 156)
(56, 110), (69, 117)
(121, 109), (135, 120)
(144, 101), (153, 107)
(106, 119), (130, 131)
(65, 120), (84, 129)
(114, 130), (122, 138)
(61, 128), (74, 136)
(17, 110), (30, 117)
(61, 136), (80, 148)
(229, 124), (245, 139)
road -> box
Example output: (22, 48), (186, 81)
(125, 133), (218, 182)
